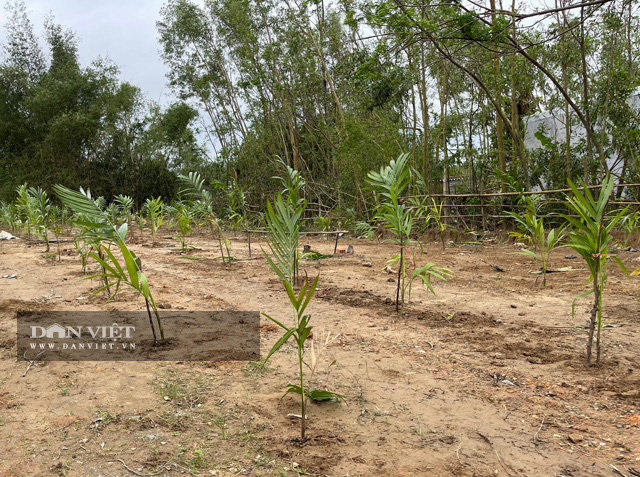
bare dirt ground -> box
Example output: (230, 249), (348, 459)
(1, 230), (639, 476)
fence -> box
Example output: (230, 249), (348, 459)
(414, 182), (640, 230)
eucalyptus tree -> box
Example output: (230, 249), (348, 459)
(158, 0), (411, 211)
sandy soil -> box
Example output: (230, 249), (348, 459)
(0, 230), (639, 476)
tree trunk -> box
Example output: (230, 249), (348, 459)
(586, 280), (599, 367)
(510, 0), (530, 191)
(579, 6), (595, 182)
(492, 0), (507, 193)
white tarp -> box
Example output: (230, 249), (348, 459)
(0, 231), (19, 240)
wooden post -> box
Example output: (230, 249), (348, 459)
(333, 232), (340, 254)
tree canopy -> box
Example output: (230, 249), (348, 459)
(2, 0), (639, 211)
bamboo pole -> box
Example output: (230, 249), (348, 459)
(247, 229), (350, 235)
(408, 183), (640, 199)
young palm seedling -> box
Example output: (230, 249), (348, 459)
(262, 275), (336, 439)
(220, 179), (249, 233)
(168, 202), (194, 251)
(620, 211), (639, 247)
(180, 172), (231, 261)
(55, 185), (165, 344)
(136, 209), (146, 236)
(88, 234), (165, 344)
(427, 198), (448, 250)
(367, 153), (451, 313)
(28, 187), (52, 252)
(105, 202), (120, 226)
(314, 215), (332, 232)
(508, 197), (566, 287)
(143, 197), (165, 246)
(263, 192), (304, 283)
(67, 188), (113, 286)
(562, 174), (628, 366)
(261, 163), (342, 439)
(115, 195), (135, 238)
(354, 221), (375, 240)
(15, 184), (36, 240)
(0, 201), (20, 235)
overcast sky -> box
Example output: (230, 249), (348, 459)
(1, 0), (172, 103)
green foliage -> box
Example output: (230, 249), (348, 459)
(314, 215), (332, 232)
(0, 201), (20, 235)
(0, 2), (201, 203)
(509, 197), (566, 286)
(55, 185), (165, 344)
(262, 275), (342, 439)
(274, 157), (306, 210)
(263, 193), (304, 283)
(354, 221), (375, 240)
(14, 185), (53, 250)
(263, 163), (307, 284)
(88, 235), (165, 344)
(180, 171), (231, 262)
(29, 186), (53, 252)
(167, 202), (194, 250)
(620, 211), (639, 246)
(15, 184), (35, 240)
(561, 174), (628, 366)
(142, 197), (165, 246)
(427, 198), (447, 250)
(367, 153), (450, 312)
(114, 195), (134, 232)
(409, 262), (453, 299)
(224, 180), (249, 232)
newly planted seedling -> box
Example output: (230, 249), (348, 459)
(562, 174), (628, 366)
(262, 275), (343, 439)
(367, 154), (451, 313)
(143, 197), (165, 246)
(168, 202), (194, 251)
(64, 187), (112, 285)
(89, 236), (165, 344)
(427, 198), (448, 250)
(0, 201), (20, 235)
(55, 185), (165, 344)
(15, 184), (36, 240)
(263, 161), (307, 283)
(27, 186), (52, 252)
(261, 162), (341, 439)
(180, 172), (231, 262)
(620, 211), (639, 246)
(314, 215), (332, 232)
(114, 195), (134, 237)
(509, 197), (566, 286)
(354, 221), (375, 240)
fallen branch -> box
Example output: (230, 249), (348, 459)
(533, 414), (546, 443)
(609, 463), (629, 477)
(116, 458), (167, 477)
(477, 431), (516, 477)
(22, 350), (46, 377)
